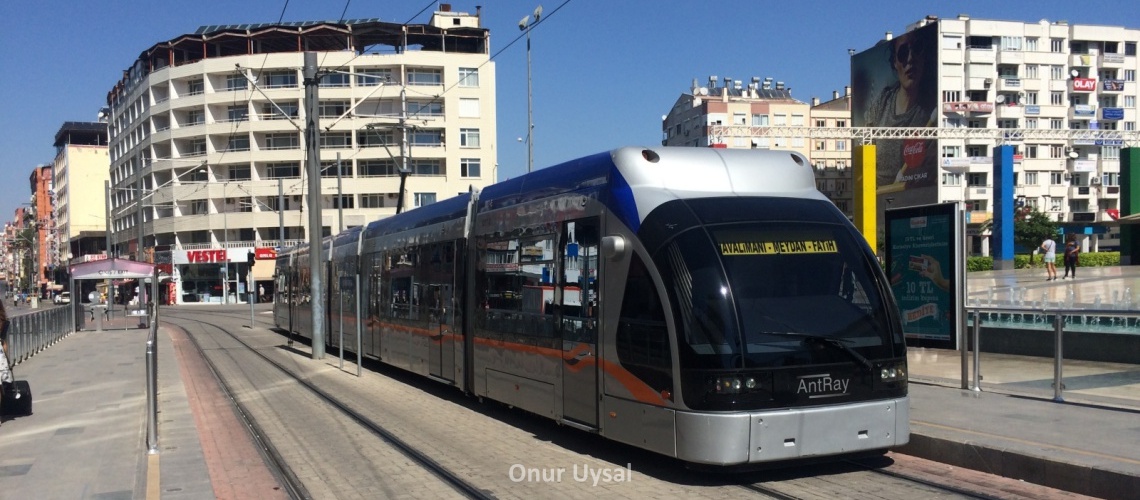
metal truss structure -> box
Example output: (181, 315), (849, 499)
(707, 126), (1140, 146)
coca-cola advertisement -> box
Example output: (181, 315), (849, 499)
(851, 21), (939, 206)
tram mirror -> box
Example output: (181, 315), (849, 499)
(601, 235), (627, 261)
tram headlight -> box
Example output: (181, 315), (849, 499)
(711, 375), (759, 394)
(878, 362), (907, 383)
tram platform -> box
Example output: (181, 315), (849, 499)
(0, 267), (1136, 499)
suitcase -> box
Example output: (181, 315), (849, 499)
(2, 380), (32, 417)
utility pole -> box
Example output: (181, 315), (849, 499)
(304, 52), (326, 358)
(278, 178), (285, 249)
(337, 152), (344, 233)
(395, 87), (410, 214)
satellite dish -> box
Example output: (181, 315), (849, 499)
(1070, 69), (1080, 78)
(995, 95), (1005, 103)
(699, 87), (708, 95)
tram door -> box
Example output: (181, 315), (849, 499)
(559, 218), (600, 426)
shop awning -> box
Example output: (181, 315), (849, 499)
(70, 258), (156, 281)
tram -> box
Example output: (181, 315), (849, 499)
(274, 146), (909, 465)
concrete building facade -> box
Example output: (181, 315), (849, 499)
(104, 7), (496, 304)
(52, 122), (110, 271)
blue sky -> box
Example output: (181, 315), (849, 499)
(2, 0), (1137, 221)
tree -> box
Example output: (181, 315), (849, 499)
(981, 207), (1060, 264)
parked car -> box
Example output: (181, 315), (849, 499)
(54, 292), (71, 304)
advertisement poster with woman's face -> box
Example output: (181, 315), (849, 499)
(852, 22), (940, 208)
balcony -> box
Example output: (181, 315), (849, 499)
(1069, 186), (1093, 198)
(997, 77), (1022, 91)
(996, 50), (1024, 65)
(1070, 54), (1096, 67)
(1069, 211), (1096, 223)
(966, 48), (996, 64)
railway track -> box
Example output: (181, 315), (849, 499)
(165, 309), (493, 500)
(160, 307), (1089, 500)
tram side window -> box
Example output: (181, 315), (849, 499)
(616, 254), (672, 394)
(476, 235), (557, 341)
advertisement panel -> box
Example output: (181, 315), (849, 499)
(852, 21), (939, 209)
(885, 203), (961, 347)
(1102, 108), (1124, 120)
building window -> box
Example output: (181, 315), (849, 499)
(320, 132), (352, 149)
(460, 128), (480, 148)
(1126, 69), (1137, 82)
(358, 128), (395, 147)
(942, 145), (961, 157)
(263, 71), (297, 89)
(410, 129), (443, 147)
(407, 68), (442, 85)
(320, 72), (351, 88)
(1050, 91), (1064, 105)
(942, 173), (962, 186)
(1051, 65), (1064, 80)
(733, 113), (746, 125)
(790, 114), (804, 126)
(1025, 145), (1038, 158)
(227, 105), (248, 122)
(333, 195), (354, 209)
(942, 90), (961, 102)
(226, 74), (247, 91)
(1050, 118), (1063, 129)
(815, 119), (826, 128)
(414, 192), (437, 207)
(1026, 37), (1038, 51)
(815, 140), (826, 151)
(458, 67), (480, 87)
(1050, 38), (1064, 53)
(1025, 172), (1038, 185)
(261, 102), (298, 120)
(187, 79), (204, 96)
(458, 98), (480, 118)
(266, 162), (300, 179)
(1026, 117), (1038, 129)
(1050, 145), (1063, 158)
(356, 68), (394, 86)
(967, 173), (986, 186)
(835, 119), (846, 128)
(410, 159), (442, 175)
(1127, 122), (1136, 131)
(319, 100), (349, 119)
(359, 159), (398, 177)
(1050, 197), (1062, 212)
(360, 194), (384, 208)
(772, 114), (787, 126)
(836, 140), (846, 151)
(408, 101), (443, 117)
(1125, 96), (1136, 108)
(752, 114), (769, 126)
(1025, 92), (1038, 105)
(227, 135), (250, 152)
(264, 133), (299, 150)
(461, 158), (481, 178)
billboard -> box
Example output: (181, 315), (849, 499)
(852, 21), (940, 208)
(885, 202), (963, 348)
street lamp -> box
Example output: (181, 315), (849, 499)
(519, 5), (542, 173)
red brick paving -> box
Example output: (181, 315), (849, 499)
(169, 325), (288, 500)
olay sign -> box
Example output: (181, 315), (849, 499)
(1072, 78), (1097, 92)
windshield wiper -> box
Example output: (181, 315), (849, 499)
(763, 332), (874, 373)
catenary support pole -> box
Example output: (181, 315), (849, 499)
(304, 51), (326, 358)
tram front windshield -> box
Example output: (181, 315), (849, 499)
(655, 219), (900, 370)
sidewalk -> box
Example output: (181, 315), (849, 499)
(0, 269), (1137, 499)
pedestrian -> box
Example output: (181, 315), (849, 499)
(1062, 235), (1080, 279)
(1040, 235), (1058, 281)
(0, 299), (13, 417)
(258, 284), (266, 303)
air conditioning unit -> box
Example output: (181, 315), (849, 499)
(1090, 177), (1101, 185)
(292, 195), (301, 202)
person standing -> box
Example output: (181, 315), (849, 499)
(1040, 235), (1058, 281)
(1062, 235), (1080, 279)
(0, 300), (13, 415)
(258, 284), (266, 303)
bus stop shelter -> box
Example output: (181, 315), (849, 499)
(69, 258), (157, 331)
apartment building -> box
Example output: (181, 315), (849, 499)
(660, 77), (857, 217)
(809, 89), (855, 215)
(662, 76), (812, 154)
(52, 122), (109, 270)
(104, 6), (496, 304)
(853, 15), (1140, 255)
